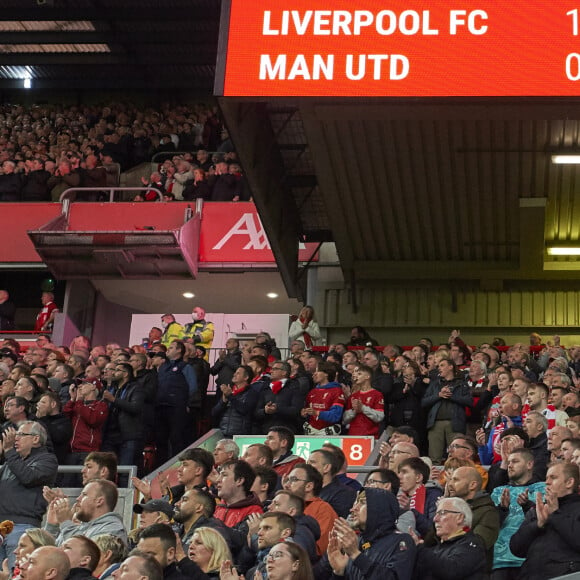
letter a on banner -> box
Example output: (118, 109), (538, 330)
(212, 213), (271, 250)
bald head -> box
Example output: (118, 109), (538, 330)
(447, 466), (482, 500)
(388, 442), (420, 471)
(22, 546), (71, 580)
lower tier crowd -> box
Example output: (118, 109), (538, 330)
(0, 328), (579, 580)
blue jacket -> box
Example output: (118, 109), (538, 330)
(422, 377), (473, 433)
(157, 359), (197, 407)
(490, 479), (546, 569)
(478, 415), (523, 466)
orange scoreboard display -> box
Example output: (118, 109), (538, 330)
(216, 1), (580, 97)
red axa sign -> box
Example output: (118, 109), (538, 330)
(199, 203), (318, 263)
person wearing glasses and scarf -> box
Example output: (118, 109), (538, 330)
(412, 497), (487, 580)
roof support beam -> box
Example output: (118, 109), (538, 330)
(218, 99), (304, 299)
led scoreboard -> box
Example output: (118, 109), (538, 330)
(216, 1), (580, 97)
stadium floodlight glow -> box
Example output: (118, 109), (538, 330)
(182, 292), (195, 298)
(23, 78), (31, 89)
(266, 292), (279, 299)
(546, 247), (580, 256)
(551, 155), (580, 164)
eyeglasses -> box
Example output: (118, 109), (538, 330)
(271, 367), (284, 371)
(286, 476), (308, 484)
(448, 443), (470, 451)
(266, 550), (291, 561)
(15, 432), (35, 438)
(434, 509), (462, 518)
(391, 449), (411, 455)
(365, 479), (384, 486)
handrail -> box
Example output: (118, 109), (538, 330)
(151, 150), (222, 164)
(59, 187), (163, 203)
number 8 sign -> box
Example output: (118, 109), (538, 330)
(342, 438), (373, 466)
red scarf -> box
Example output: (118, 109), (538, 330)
(271, 380), (283, 395)
(232, 384), (247, 396)
(300, 316), (313, 348)
(409, 484), (427, 514)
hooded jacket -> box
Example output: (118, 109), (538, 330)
(63, 398), (109, 452)
(318, 488), (416, 580)
(50, 510), (127, 545)
(272, 452), (305, 478)
(214, 492), (263, 527)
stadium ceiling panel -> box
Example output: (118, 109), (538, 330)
(0, 0), (220, 90)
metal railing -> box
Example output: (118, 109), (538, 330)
(57, 464), (138, 485)
(59, 187), (163, 203)
(151, 151), (223, 164)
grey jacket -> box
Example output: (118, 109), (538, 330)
(48, 511), (128, 546)
(0, 445), (58, 526)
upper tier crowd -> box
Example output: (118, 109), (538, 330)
(0, 102), (245, 202)
(0, 300), (580, 579)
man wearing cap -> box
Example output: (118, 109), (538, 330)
(0, 348), (18, 370)
(134, 499), (174, 528)
(129, 499), (175, 549)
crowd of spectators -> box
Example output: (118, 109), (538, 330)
(0, 102), (243, 202)
(1, 314), (580, 578)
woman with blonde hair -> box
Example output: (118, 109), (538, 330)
(13, 528), (55, 577)
(187, 527), (231, 579)
(220, 541), (313, 580)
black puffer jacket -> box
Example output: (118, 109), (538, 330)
(510, 493), (580, 580)
(254, 378), (305, 434)
(317, 488), (417, 580)
(212, 384), (259, 436)
(415, 530), (487, 580)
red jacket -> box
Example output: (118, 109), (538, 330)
(63, 399), (108, 452)
(214, 493), (263, 527)
(272, 454), (305, 478)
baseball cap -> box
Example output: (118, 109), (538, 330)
(0, 349), (17, 364)
(133, 499), (174, 519)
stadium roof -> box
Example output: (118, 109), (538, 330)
(0, 0), (220, 91)
(4, 1), (580, 303)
